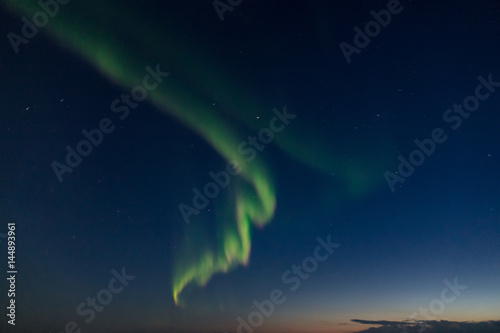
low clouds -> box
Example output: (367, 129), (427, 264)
(352, 319), (500, 333)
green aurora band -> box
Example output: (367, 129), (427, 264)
(4, 0), (393, 306)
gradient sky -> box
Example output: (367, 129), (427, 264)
(1, 1), (500, 333)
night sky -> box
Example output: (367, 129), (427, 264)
(1, 1), (500, 333)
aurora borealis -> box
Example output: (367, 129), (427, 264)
(1, 1), (500, 333)
(4, 0), (281, 306)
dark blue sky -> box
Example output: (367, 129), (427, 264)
(1, 1), (499, 332)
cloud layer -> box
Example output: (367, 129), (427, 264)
(352, 319), (500, 333)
